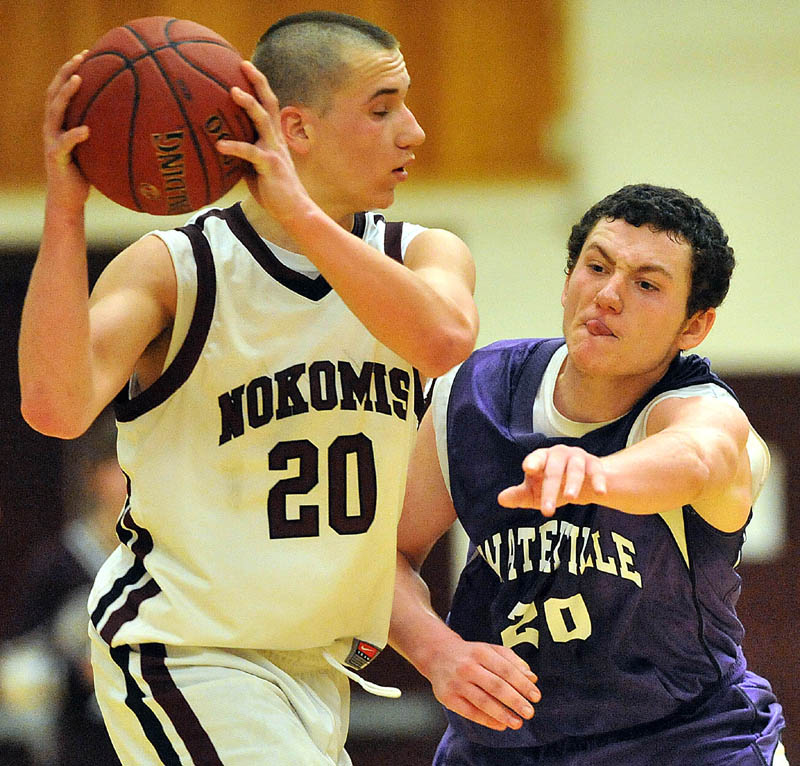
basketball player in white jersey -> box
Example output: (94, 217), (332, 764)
(20, 11), (478, 765)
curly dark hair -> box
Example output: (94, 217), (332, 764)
(566, 184), (735, 317)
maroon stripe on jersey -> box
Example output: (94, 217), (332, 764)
(413, 368), (428, 424)
(351, 210), (367, 239)
(100, 577), (161, 644)
(119, 503), (156, 560)
(92, 504), (160, 638)
(383, 221), (404, 263)
(90, 557), (148, 632)
(140, 643), (224, 766)
(381, 220), (426, 422)
(109, 644), (183, 766)
(115, 217), (217, 422)
(222, 202), (333, 300)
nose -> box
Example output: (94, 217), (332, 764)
(595, 277), (622, 313)
(398, 105), (426, 148)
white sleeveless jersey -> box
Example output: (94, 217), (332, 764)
(89, 203), (427, 661)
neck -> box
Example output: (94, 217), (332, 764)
(239, 196), (298, 250)
(553, 358), (668, 423)
(240, 192), (355, 252)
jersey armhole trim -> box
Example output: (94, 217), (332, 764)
(115, 222), (217, 422)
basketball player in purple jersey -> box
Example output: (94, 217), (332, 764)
(390, 184), (789, 765)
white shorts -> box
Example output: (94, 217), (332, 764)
(89, 623), (352, 766)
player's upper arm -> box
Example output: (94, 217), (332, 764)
(403, 228), (479, 370)
(87, 234), (177, 412)
(645, 394), (755, 532)
(398, 407), (458, 571)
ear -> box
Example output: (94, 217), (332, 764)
(281, 106), (314, 154)
(561, 273), (570, 308)
(678, 307), (716, 351)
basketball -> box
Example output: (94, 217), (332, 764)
(64, 17), (256, 216)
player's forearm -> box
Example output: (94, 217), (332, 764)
(598, 428), (725, 514)
(389, 552), (459, 680)
(19, 203), (95, 436)
(282, 206), (477, 377)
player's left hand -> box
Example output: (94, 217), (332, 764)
(216, 60), (311, 218)
(498, 445), (608, 516)
(424, 636), (541, 731)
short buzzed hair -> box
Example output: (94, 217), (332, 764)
(252, 11), (399, 112)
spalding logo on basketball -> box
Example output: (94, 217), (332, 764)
(64, 17), (256, 216)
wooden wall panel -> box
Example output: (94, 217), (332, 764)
(0, 0), (567, 191)
(725, 374), (800, 764)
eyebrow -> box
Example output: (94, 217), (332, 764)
(588, 244), (675, 281)
(367, 87), (401, 101)
(366, 74), (411, 103)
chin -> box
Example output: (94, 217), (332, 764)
(368, 190), (396, 211)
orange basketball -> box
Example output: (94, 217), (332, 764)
(64, 17), (256, 216)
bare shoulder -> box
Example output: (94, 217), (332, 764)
(404, 227), (473, 268)
(648, 393), (755, 532)
(89, 233), (177, 321)
(403, 229), (476, 308)
(646, 391), (750, 439)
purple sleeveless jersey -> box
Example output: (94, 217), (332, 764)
(435, 339), (785, 765)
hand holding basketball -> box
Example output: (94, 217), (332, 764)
(215, 62), (311, 220)
(62, 17), (256, 215)
(43, 51), (92, 209)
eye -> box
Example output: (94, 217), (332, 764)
(638, 280), (658, 292)
(370, 100), (393, 118)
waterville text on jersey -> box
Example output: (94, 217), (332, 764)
(218, 359), (415, 444)
(479, 519), (643, 589)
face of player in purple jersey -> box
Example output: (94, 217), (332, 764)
(560, 218), (715, 393)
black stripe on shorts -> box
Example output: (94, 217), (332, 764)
(110, 644), (183, 766)
(140, 643), (224, 766)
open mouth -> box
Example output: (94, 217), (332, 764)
(393, 155), (414, 178)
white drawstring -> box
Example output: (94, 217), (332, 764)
(322, 650), (401, 698)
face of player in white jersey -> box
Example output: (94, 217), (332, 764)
(293, 44), (426, 221)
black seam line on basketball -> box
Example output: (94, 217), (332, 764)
(124, 42), (240, 90)
(75, 53), (131, 124)
(123, 22), (213, 205)
(77, 40), (234, 122)
(71, 49), (142, 206)
(129, 69), (141, 210)
(87, 39), (237, 73)
(86, 38), (235, 68)
(163, 24), (241, 92)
